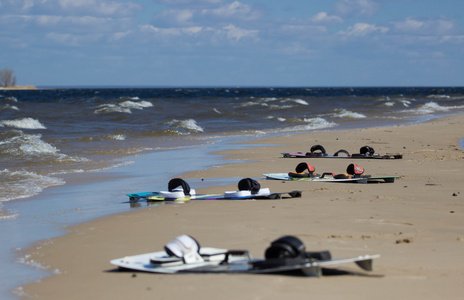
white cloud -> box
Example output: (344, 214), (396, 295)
(56, 0), (140, 16)
(2, 0), (141, 17)
(139, 23), (257, 42)
(339, 22), (389, 37)
(33, 15), (114, 27)
(140, 24), (205, 37)
(46, 31), (103, 46)
(152, 1), (262, 28)
(109, 31), (132, 42)
(392, 17), (455, 35)
(311, 12), (343, 24)
(172, 9), (195, 25)
(222, 24), (258, 41)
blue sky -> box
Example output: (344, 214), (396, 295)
(1, 0), (463, 87)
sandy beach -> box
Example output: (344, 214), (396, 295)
(21, 114), (464, 299)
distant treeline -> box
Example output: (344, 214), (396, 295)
(0, 68), (17, 87)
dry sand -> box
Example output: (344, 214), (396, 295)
(21, 114), (464, 299)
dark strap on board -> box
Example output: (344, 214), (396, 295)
(310, 144), (327, 156)
(295, 162), (315, 174)
(265, 236), (306, 259)
(238, 178), (261, 194)
(168, 178), (191, 195)
(346, 164), (364, 175)
(333, 149), (350, 157)
(360, 146), (375, 156)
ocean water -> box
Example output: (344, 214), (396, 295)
(1, 87), (464, 298)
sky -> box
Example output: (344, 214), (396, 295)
(1, 0), (463, 87)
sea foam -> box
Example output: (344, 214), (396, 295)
(332, 109), (366, 119)
(0, 169), (65, 202)
(2, 133), (59, 155)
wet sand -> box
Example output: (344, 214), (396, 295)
(21, 114), (464, 299)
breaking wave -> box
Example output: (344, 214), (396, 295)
(1, 132), (59, 156)
(94, 100), (153, 114)
(281, 117), (337, 132)
(331, 109), (366, 119)
(408, 102), (464, 115)
(0, 118), (46, 129)
(1, 104), (19, 111)
(162, 119), (204, 135)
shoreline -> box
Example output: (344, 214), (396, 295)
(18, 114), (464, 299)
(0, 85), (37, 90)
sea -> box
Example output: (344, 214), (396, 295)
(1, 86), (464, 298)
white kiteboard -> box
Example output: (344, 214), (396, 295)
(111, 235), (380, 277)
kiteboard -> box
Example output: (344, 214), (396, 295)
(264, 173), (368, 183)
(146, 190), (302, 201)
(127, 192), (160, 202)
(110, 235), (380, 277)
(264, 163), (399, 183)
(282, 145), (403, 159)
(264, 173), (398, 183)
(128, 178), (302, 202)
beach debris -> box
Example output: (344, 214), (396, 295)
(396, 238), (413, 244)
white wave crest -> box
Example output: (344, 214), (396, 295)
(0, 118), (46, 129)
(332, 109), (366, 119)
(261, 97), (278, 101)
(1, 96), (18, 102)
(94, 103), (129, 114)
(288, 99), (309, 105)
(120, 100), (153, 110)
(399, 99), (412, 107)
(382, 99), (412, 107)
(94, 100), (153, 114)
(427, 94), (450, 99)
(178, 119), (204, 132)
(282, 117), (337, 132)
(164, 119), (204, 134)
(238, 101), (262, 107)
(412, 102), (453, 115)
(2, 104), (19, 111)
(8, 134), (59, 154)
(120, 96), (140, 100)
(107, 134), (126, 141)
(266, 116), (287, 122)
